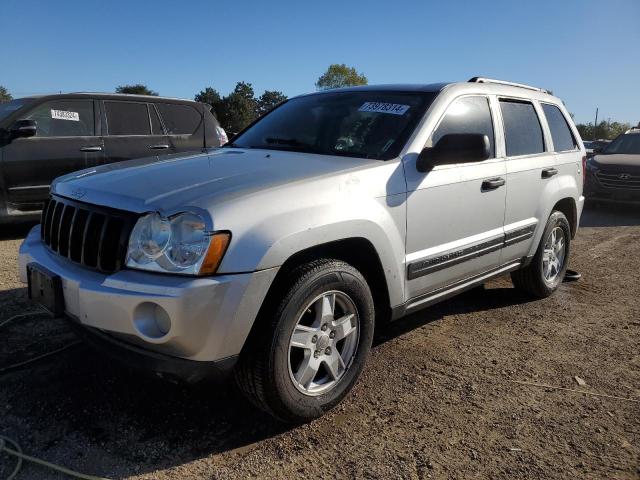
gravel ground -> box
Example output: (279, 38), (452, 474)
(0, 204), (638, 480)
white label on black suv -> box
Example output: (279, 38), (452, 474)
(51, 109), (80, 121)
(358, 102), (410, 115)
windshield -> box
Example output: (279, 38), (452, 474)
(228, 91), (436, 160)
(604, 133), (640, 155)
(0, 99), (29, 122)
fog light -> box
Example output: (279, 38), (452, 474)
(133, 302), (172, 339)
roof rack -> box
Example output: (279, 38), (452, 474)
(468, 77), (550, 94)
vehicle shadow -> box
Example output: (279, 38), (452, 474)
(374, 282), (531, 346)
(0, 280), (533, 479)
(580, 202), (640, 228)
(0, 221), (36, 241)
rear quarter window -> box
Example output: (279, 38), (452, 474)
(499, 99), (545, 157)
(156, 103), (201, 135)
(542, 103), (577, 152)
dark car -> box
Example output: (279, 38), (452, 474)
(585, 128), (640, 204)
(0, 93), (223, 223)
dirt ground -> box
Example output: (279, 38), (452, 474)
(0, 204), (638, 480)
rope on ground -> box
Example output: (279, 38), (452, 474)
(0, 436), (109, 480)
(508, 379), (640, 403)
(0, 308), (47, 330)
(0, 342), (81, 376)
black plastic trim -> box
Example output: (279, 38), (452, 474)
(407, 224), (536, 281)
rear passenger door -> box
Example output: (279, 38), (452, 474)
(405, 95), (507, 299)
(499, 98), (557, 262)
(102, 101), (169, 164)
(155, 103), (205, 154)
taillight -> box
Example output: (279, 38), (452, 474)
(581, 155), (587, 184)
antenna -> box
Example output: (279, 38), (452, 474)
(201, 103), (207, 152)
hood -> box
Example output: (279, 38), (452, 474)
(592, 153), (640, 168)
(53, 148), (377, 214)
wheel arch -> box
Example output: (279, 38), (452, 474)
(552, 197), (578, 238)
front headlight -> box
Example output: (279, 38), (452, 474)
(126, 212), (230, 275)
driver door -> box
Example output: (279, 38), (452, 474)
(1, 98), (103, 211)
(404, 95), (507, 300)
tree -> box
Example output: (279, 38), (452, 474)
(0, 86), (12, 103)
(576, 120), (631, 140)
(194, 87), (222, 118)
(315, 64), (368, 90)
(216, 82), (259, 133)
(115, 84), (158, 96)
(256, 90), (287, 116)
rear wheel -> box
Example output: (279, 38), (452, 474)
(511, 211), (571, 298)
(235, 259), (374, 423)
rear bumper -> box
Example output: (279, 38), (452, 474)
(19, 225), (278, 363)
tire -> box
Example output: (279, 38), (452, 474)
(511, 211), (571, 298)
(234, 259), (375, 423)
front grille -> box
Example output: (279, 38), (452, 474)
(40, 195), (138, 274)
(595, 171), (640, 190)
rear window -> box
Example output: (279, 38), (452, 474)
(105, 101), (150, 136)
(500, 99), (545, 157)
(156, 103), (201, 135)
(24, 99), (95, 137)
(542, 103), (577, 152)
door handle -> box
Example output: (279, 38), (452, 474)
(149, 144), (170, 150)
(541, 167), (558, 179)
(80, 145), (103, 152)
(481, 177), (505, 190)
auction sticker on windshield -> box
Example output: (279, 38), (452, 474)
(51, 109), (80, 121)
(358, 102), (410, 115)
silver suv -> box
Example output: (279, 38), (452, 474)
(19, 78), (585, 422)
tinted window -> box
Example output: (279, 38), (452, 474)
(430, 96), (495, 158)
(500, 100), (545, 156)
(24, 99), (94, 137)
(156, 103), (201, 135)
(230, 91), (436, 160)
(0, 99), (30, 122)
(605, 133), (640, 155)
(105, 101), (150, 135)
(149, 104), (164, 134)
(542, 103), (576, 152)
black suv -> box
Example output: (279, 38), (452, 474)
(0, 93), (222, 223)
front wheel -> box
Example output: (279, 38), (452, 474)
(511, 211), (571, 298)
(234, 259), (375, 423)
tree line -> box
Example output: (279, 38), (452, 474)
(2, 65), (636, 139)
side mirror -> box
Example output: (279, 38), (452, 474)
(10, 119), (37, 139)
(417, 133), (491, 172)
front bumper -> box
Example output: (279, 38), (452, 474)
(585, 170), (640, 204)
(19, 226), (278, 365)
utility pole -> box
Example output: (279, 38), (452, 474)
(593, 108), (598, 140)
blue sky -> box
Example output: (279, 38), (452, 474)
(1, 0), (639, 125)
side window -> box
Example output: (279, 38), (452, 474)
(156, 103), (201, 135)
(430, 96), (495, 159)
(542, 103), (577, 152)
(24, 100), (94, 137)
(499, 99), (545, 157)
(105, 102), (151, 136)
(149, 104), (164, 135)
